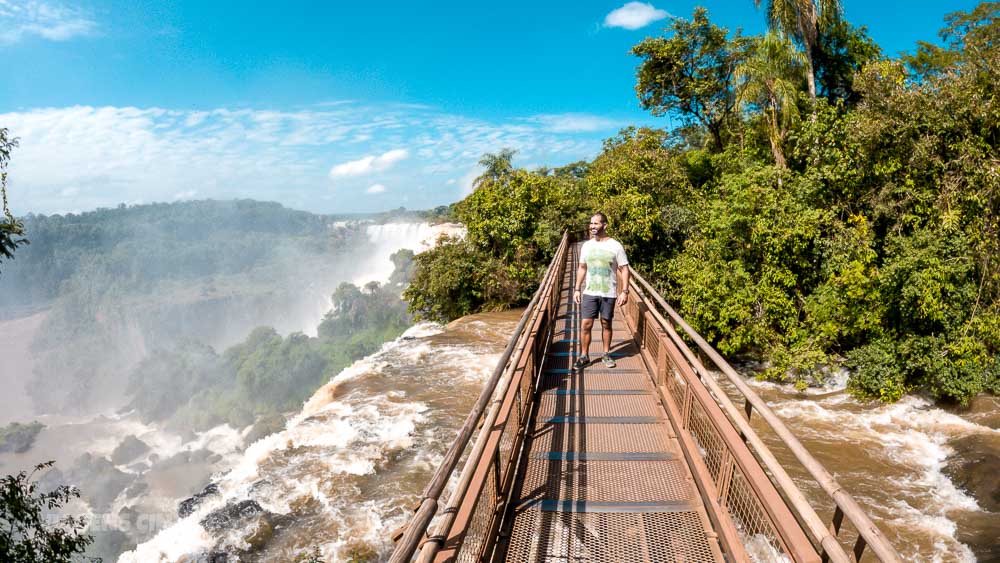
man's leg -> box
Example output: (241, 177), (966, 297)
(600, 298), (616, 368)
(580, 318), (594, 362)
(600, 318), (613, 355)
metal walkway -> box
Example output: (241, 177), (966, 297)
(491, 252), (723, 562)
(390, 233), (903, 563)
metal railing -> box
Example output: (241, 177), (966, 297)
(626, 267), (902, 563)
(389, 231), (570, 563)
(391, 236), (901, 562)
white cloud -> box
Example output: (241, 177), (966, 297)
(328, 148), (409, 178)
(531, 113), (621, 133)
(0, 102), (613, 215)
(458, 168), (480, 197)
(604, 2), (669, 30)
(366, 183), (386, 194)
(0, 1), (97, 44)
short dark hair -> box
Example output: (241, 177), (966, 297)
(592, 212), (608, 224)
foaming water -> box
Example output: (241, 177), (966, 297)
(734, 376), (997, 561)
(352, 223), (465, 287)
(298, 222), (465, 337)
(121, 310), (519, 562)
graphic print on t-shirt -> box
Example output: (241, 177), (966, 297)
(584, 248), (616, 294)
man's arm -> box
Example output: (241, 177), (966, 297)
(574, 261), (587, 303)
(617, 265), (630, 306)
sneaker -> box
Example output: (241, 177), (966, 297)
(601, 353), (616, 368)
(573, 355), (590, 371)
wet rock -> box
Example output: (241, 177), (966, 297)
(0, 420), (45, 453)
(68, 453), (134, 512)
(111, 435), (150, 465)
(244, 413), (286, 446)
(178, 482), (221, 518)
(944, 434), (1000, 512)
(200, 499), (266, 533)
(243, 516), (273, 551)
(199, 500), (276, 553)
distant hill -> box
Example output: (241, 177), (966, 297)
(0, 199), (427, 415)
(0, 200), (364, 312)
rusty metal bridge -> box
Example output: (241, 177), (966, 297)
(391, 233), (903, 563)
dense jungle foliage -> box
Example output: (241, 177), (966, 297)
(405, 3), (1000, 404)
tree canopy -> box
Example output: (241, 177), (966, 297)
(404, 3), (1000, 405)
(0, 128), (27, 275)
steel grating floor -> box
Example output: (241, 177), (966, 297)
(490, 245), (724, 562)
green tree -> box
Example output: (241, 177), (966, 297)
(475, 148), (517, 188)
(632, 8), (749, 151)
(904, 2), (999, 79)
(585, 127), (693, 268)
(812, 18), (882, 105)
(735, 32), (808, 168)
(0, 462), (94, 562)
(752, 0), (843, 100)
(1, 128), (28, 274)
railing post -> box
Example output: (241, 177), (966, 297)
(635, 301), (647, 346)
(681, 381), (694, 429)
(655, 335), (669, 387)
(830, 506), (845, 536)
(717, 450), (736, 505)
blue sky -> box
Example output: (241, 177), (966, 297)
(0, 0), (981, 215)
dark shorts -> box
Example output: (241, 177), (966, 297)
(581, 294), (616, 321)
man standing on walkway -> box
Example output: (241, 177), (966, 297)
(573, 212), (629, 370)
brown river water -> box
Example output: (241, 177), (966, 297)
(2, 309), (992, 561)
(116, 310), (997, 562)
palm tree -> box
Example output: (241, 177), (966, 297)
(752, 0), (842, 100)
(735, 33), (808, 168)
(474, 148), (517, 190)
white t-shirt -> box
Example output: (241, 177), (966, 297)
(580, 238), (629, 298)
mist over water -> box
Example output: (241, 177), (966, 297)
(121, 311), (519, 562)
(296, 222), (464, 337)
(0, 214), (466, 561)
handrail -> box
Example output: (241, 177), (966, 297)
(389, 231), (569, 563)
(629, 267), (902, 563)
(628, 273), (848, 562)
(415, 231), (568, 562)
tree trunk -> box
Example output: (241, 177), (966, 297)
(769, 135), (787, 169)
(709, 123), (724, 153)
(768, 95), (787, 169)
(805, 54), (817, 101)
